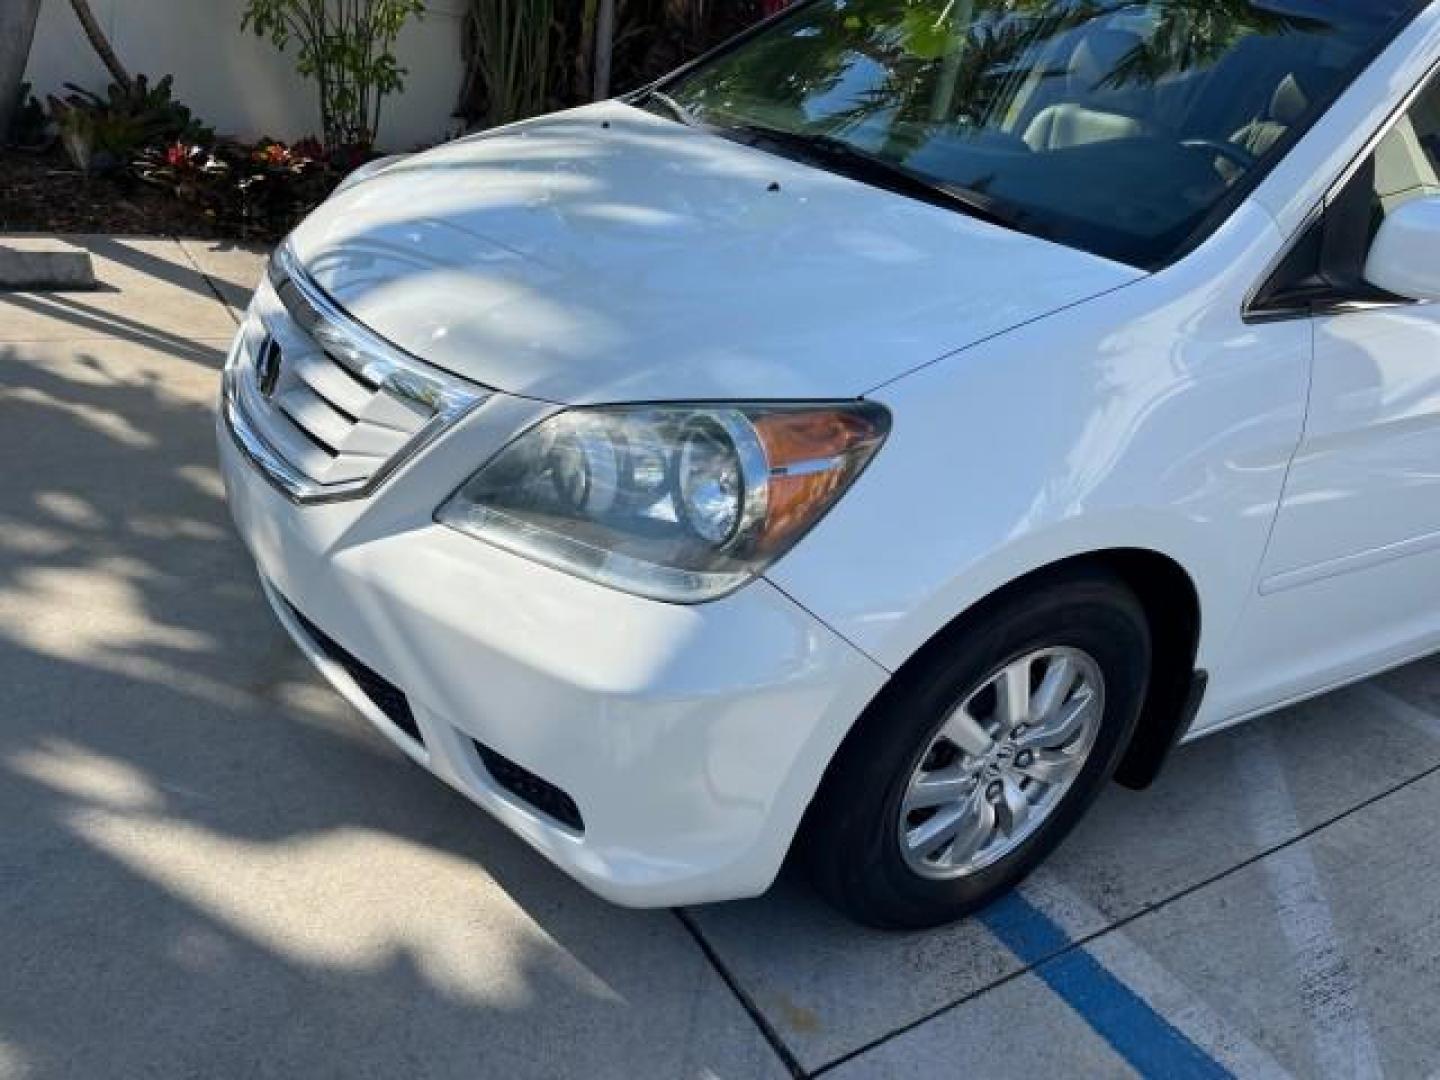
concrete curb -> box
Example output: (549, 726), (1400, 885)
(0, 244), (98, 291)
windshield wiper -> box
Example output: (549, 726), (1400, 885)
(724, 121), (1022, 232)
(644, 90), (701, 128)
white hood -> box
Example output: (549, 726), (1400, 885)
(288, 102), (1141, 404)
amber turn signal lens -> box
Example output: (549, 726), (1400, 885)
(752, 406), (889, 550)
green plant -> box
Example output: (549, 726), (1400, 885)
(458, 0), (768, 131)
(135, 140), (230, 204)
(136, 137), (346, 239)
(460, 0), (555, 129)
(47, 74), (211, 173)
(241, 0), (425, 150)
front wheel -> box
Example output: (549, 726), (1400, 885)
(804, 570), (1151, 929)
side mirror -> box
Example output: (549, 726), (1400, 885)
(1364, 195), (1440, 302)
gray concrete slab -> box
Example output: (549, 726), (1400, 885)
(0, 241), (96, 291)
(824, 971), (1138, 1079)
(0, 236), (238, 343)
(1077, 766), (1440, 1078)
(688, 675), (1440, 1071)
(1046, 676), (1440, 920)
(822, 746), (1440, 1080)
(683, 874), (1045, 1075)
(0, 329), (787, 1080)
(1376, 652), (1440, 718)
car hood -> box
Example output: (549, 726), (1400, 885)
(288, 102), (1141, 404)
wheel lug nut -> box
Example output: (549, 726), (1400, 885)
(986, 780), (1004, 801)
(1015, 750), (1034, 768)
(1012, 724), (1028, 738)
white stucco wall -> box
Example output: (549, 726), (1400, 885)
(23, 0), (467, 150)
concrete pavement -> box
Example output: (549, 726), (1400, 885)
(3, 235), (1440, 1079)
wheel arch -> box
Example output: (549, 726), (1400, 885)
(1084, 548), (1205, 788)
(867, 547), (1205, 791)
(789, 544), (1205, 902)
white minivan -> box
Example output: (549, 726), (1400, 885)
(220, 0), (1440, 927)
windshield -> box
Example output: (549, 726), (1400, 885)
(654, 0), (1421, 268)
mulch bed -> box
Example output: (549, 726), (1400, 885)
(1, 147), (230, 238)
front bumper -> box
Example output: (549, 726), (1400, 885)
(218, 377), (888, 907)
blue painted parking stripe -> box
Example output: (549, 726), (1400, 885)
(980, 892), (1232, 1079)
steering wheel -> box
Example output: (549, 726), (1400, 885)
(1181, 138), (1259, 172)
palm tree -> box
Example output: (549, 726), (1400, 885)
(68, 0), (131, 91)
(1104, 0), (1320, 89)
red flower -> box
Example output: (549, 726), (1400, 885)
(253, 141), (294, 166)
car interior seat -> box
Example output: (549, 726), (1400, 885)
(1024, 28), (1150, 151)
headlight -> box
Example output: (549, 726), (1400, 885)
(436, 402), (890, 603)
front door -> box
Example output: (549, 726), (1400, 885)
(1263, 73), (1440, 591)
(1226, 69), (1440, 717)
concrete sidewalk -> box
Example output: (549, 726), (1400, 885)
(3, 236), (1439, 1079)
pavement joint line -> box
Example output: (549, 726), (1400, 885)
(980, 892), (1231, 1078)
(173, 237), (245, 328)
(672, 907), (810, 1079)
(1026, 877), (1292, 1077)
(810, 745), (1440, 1077)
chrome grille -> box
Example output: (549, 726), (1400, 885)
(223, 245), (487, 503)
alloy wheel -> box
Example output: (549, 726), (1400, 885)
(898, 647), (1105, 879)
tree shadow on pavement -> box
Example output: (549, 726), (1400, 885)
(0, 332), (783, 1079)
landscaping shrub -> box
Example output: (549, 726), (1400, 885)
(460, 0), (555, 129)
(458, 0), (782, 131)
(2, 65), (345, 240)
(240, 0), (426, 150)
(134, 137), (353, 240)
(10, 1), (796, 240)
(47, 74), (212, 173)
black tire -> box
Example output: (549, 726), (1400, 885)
(804, 568), (1151, 930)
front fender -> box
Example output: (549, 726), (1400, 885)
(766, 203), (1309, 689)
